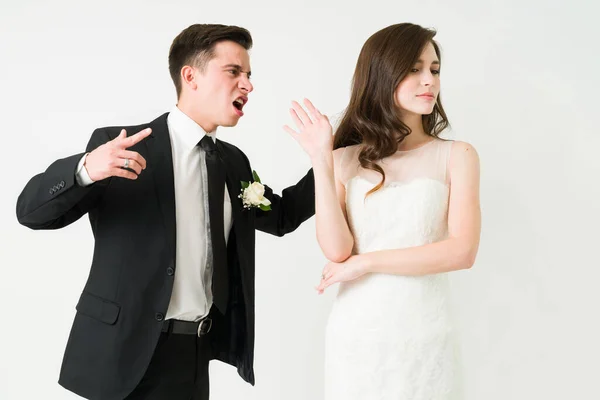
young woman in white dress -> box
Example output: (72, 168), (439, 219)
(285, 23), (481, 399)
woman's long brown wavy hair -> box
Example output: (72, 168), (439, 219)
(333, 23), (450, 195)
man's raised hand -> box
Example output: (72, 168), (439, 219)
(84, 128), (152, 181)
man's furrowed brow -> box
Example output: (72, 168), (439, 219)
(223, 64), (251, 76)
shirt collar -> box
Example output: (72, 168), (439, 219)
(168, 105), (217, 152)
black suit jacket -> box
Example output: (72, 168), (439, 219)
(16, 113), (315, 400)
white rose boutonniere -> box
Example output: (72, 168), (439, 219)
(239, 170), (272, 211)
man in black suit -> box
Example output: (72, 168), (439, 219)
(16, 24), (314, 400)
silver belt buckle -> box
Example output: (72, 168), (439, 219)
(197, 317), (212, 337)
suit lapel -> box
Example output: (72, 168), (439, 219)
(144, 113), (177, 261)
(216, 139), (254, 311)
(217, 140), (244, 228)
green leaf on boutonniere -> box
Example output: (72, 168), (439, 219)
(252, 170), (261, 184)
(241, 181), (249, 189)
(259, 204), (271, 211)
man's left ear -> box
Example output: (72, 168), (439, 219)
(181, 66), (197, 90)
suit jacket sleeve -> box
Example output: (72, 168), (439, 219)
(16, 128), (112, 230)
(253, 166), (316, 237)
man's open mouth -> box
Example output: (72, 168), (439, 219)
(233, 97), (247, 111)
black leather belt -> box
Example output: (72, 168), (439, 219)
(161, 317), (212, 336)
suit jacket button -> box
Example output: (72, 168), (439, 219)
(155, 313), (164, 321)
(167, 267), (175, 276)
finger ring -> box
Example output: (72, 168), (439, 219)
(123, 158), (130, 168)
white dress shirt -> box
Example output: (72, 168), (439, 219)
(76, 106), (233, 322)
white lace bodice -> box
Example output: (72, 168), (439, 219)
(336, 139), (452, 255)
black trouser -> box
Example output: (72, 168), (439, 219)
(125, 317), (216, 400)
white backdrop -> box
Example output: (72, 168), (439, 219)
(1, 0), (598, 399)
